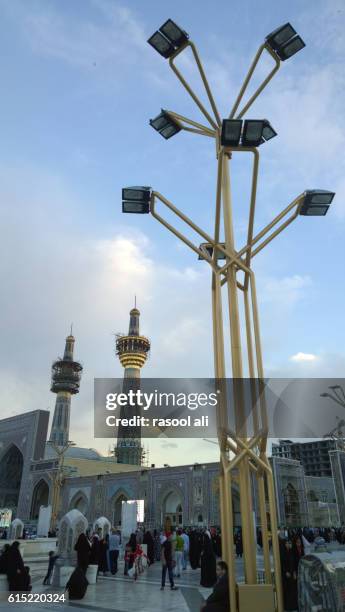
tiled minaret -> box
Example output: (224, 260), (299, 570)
(115, 305), (150, 465)
(49, 330), (82, 446)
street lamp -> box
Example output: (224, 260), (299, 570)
(121, 18), (335, 612)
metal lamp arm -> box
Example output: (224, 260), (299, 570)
(229, 44), (280, 120)
(151, 192), (217, 269)
(238, 193), (304, 258)
(166, 110), (216, 138)
(169, 42), (221, 129)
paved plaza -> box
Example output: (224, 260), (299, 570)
(0, 554), (262, 611)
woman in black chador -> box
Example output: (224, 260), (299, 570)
(200, 531), (217, 588)
(189, 530), (198, 569)
(74, 533), (91, 573)
(280, 538), (298, 611)
(6, 541), (25, 590)
(66, 566), (88, 600)
(0, 544), (10, 574)
(98, 536), (108, 575)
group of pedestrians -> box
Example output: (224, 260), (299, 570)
(0, 541), (31, 591)
(74, 527), (121, 576)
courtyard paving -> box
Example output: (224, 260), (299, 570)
(0, 554), (259, 611)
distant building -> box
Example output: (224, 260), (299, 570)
(271, 439), (338, 477)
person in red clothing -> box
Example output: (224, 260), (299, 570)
(124, 533), (136, 576)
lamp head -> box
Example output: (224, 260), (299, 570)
(299, 190), (335, 216)
(150, 110), (181, 139)
(147, 19), (189, 58)
(265, 23), (305, 61)
(122, 187), (152, 214)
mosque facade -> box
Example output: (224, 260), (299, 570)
(0, 307), (343, 531)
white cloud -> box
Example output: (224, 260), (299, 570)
(290, 352), (318, 363)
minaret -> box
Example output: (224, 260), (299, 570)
(49, 330), (83, 446)
(115, 304), (150, 465)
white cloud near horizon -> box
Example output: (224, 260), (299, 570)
(290, 352), (318, 363)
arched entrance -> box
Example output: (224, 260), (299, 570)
(30, 479), (49, 520)
(162, 491), (183, 527)
(113, 494), (128, 527)
(0, 445), (23, 515)
(69, 492), (88, 515)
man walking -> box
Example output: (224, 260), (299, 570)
(108, 529), (121, 575)
(160, 534), (178, 591)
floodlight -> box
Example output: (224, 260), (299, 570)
(242, 120), (265, 147)
(277, 36), (305, 61)
(299, 190), (335, 216)
(265, 23), (305, 61)
(150, 110), (181, 139)
(241, 120), (277, 147)
(122, 186), (152, 214)
(122, 201), (150, 214)
(198, 243), (226, 260)
(122, 187), (151, 202)
(147, 31), (175, 58)
(266, 23), (296, 51)
(221, 120), (242, 147)
(160, 19), (189, 47)
(261, 120), (277, 142)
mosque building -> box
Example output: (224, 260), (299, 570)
(0, 307), (342, 531)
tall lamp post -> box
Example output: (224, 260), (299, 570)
(48, 440), (75, 531)
(121, 19), (335, 612)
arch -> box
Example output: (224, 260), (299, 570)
(30, 479), (49, 520)
(0, 444), (23, 514)
(112, 491), (129, 527)
(161, 489), (183, 527)
(69, 491), (89, 516)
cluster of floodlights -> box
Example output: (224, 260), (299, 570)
(147, 19), (189, 59)
(221, 119), (277, 148)
(122, 188), (335, 217)
(147, 19), (305, 63)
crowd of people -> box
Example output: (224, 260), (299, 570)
(1, 522), (345, 610)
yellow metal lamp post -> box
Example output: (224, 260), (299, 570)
(48, 440), (76, 531)
(122, 19), (335, 612)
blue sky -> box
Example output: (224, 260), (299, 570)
(0, 0), (344, 464)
